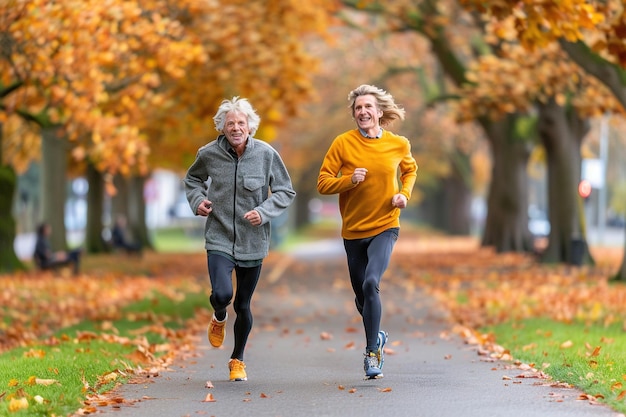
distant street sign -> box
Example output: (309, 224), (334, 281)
(582, 158), (604, 189)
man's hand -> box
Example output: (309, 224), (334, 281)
(197, 200), (213, 216)
(244, 210), (262, 226)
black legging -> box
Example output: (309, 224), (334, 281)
(207, 253), (262, 361)
(343, 228), (398, 352)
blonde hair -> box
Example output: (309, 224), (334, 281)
(213, 97), (261, 136)
(348, 84), (405, 127)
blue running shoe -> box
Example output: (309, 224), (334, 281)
(364, 352), (382, 378)
(377, 330), (388, 370)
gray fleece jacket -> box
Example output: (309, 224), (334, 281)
(184, 135), (296, 260)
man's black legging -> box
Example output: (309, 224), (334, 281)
(207, 253), (262, 361)
(343, 228), (398, 353)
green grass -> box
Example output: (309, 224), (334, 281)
(0, 340), (136, 416)
(152, 225), (205, 253)
(0, 291), (209, 416)
(485, 318), (626, 413)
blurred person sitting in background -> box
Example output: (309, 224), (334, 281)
(111, 214), (142, 255)
(33, 222), (82, 275)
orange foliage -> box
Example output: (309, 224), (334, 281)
(456, 40), (625, 121)
(460, 0), (626, 69)
(392, 235), (625, 330)
(0, 252), (212, 353)
(1, 0), (339, 174)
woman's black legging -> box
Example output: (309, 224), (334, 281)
(207, 253), (262, 361)
(343, 228), (398, 352)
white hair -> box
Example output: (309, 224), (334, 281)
(213, 97), (261, 136)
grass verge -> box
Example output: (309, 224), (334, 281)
(484, 318), (626, 413)
(0, 290), (210, 416)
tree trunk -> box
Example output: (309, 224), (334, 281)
(85, 162), (108, 253)
(0, 124), (25, 272)
(111, 174), (151, 250)
(41, 126), (68, 250)
(293, 189), (312, 230)
(481, 116), (534, 252)
(442, 157), (472, 235)
(111, 173), (129, 223)
(417, 174), (472, 235)
(537, 98), (592, 265)
(416, 183), (446, 231)
(129, 175), (151, 250)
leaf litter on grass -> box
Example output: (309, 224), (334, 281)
(2, 236), (625, 413)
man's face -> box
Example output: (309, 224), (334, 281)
(353, 94), (382, 132)
(223, 111), (250, 149)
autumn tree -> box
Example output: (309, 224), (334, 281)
(341, 0), (539, 252)
(458, 0), (626, 272)
(457, 37), (625, 263)
(0, 0), (188, 259)
(1, 0), (339, 267)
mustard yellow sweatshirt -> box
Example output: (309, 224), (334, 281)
(317, 129), (418, 239)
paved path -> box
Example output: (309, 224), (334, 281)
(96, 243), (621, 417)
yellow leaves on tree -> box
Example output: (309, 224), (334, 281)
(2, 0), (339, 175)
(455, 40), (624, 122)
(461, 0), (626, 69)
(2, 0), (192, 175)
(459, 0), (605, 48)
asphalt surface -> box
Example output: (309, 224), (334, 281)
(96, 240), (622, 417)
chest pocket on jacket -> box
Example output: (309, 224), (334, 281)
(243, 176), (265, 192)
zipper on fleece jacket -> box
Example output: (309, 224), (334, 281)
(231, 153), (239, 255)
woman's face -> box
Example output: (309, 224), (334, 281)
(223, 111), (250, 150)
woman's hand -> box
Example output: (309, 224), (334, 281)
(351, 168), (368, 184)
(391, 194), (407, 209)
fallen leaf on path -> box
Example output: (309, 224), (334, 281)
(377, 387), (392, 392)
(76, 405), (98, 415)
(320, 332), (333, 340)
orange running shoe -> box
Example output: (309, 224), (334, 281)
(228, 358), (247, 381)
(207, 313), (227, 347)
